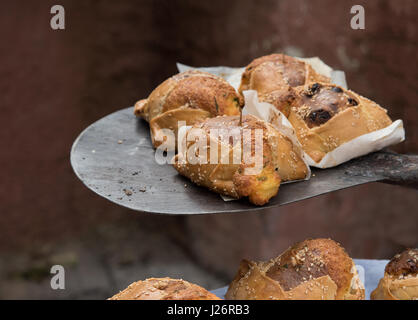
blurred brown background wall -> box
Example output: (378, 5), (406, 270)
(0, 0), (417, 298)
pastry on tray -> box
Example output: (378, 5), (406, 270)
(172, 114), (308, 205)
(371, 248), (418, 300)
(286, 82), (393, 163)
(225, 238), (365, 300)
(134, 70), (242, 149)
(109, 277), (220, 300)
(239, 53), (330, 116)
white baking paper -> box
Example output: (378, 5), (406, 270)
(305, 120), (405, 168)
(242, 90), (311, 181)
(177, 58), (405, 168)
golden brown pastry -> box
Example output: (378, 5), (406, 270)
(239, 53), (330, 116)
(135, 70), (242, 148)
(173, 114), (308, 205)
(371, 249), (418, 300)
(226, 238), (365, 300)
(288, 82), (393, 163)
(109, 277), (221, 300)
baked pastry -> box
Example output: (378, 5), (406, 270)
(239, 53), (330, 116)
(226, 238), (365, 300)
(371, 249), (418, 300)
(173, 114), (308, 205)
(135, 70), (242, 148)
(287, 82), (393, 163)
(108, 277), (221, 300)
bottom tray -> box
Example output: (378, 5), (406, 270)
(211, 259), (388, 300)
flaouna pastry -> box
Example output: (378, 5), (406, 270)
(172, 114), (308, 205)
(239, 53), (330, 116)
(226, 238), (365, 300)
(371, 249), (418, 300)
(108, 277), (220, 300)
(288, 82), (393, 163)
(134, 70), (242, 148)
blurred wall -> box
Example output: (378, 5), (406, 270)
(1, 0), (417, 280)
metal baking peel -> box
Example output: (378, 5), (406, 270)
(70, 107), (417, 215)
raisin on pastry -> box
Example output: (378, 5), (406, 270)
(288, 82), (393, 163)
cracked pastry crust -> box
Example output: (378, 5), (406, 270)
(108, 277), (221, 300)
(172, 115), (308, 206)
(288, 82), (393, 163)
(371, 249), (418, 300)
(134, 70), (242, 148)
(239, 53), (330, 116)
(225, 238), (365, 300)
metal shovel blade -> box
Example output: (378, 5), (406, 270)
(70, 107), (418, 215)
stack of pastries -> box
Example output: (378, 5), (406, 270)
(135, 63), (311, 205)
(134, 53), (396, 205)
(238, 54), (393, 163)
